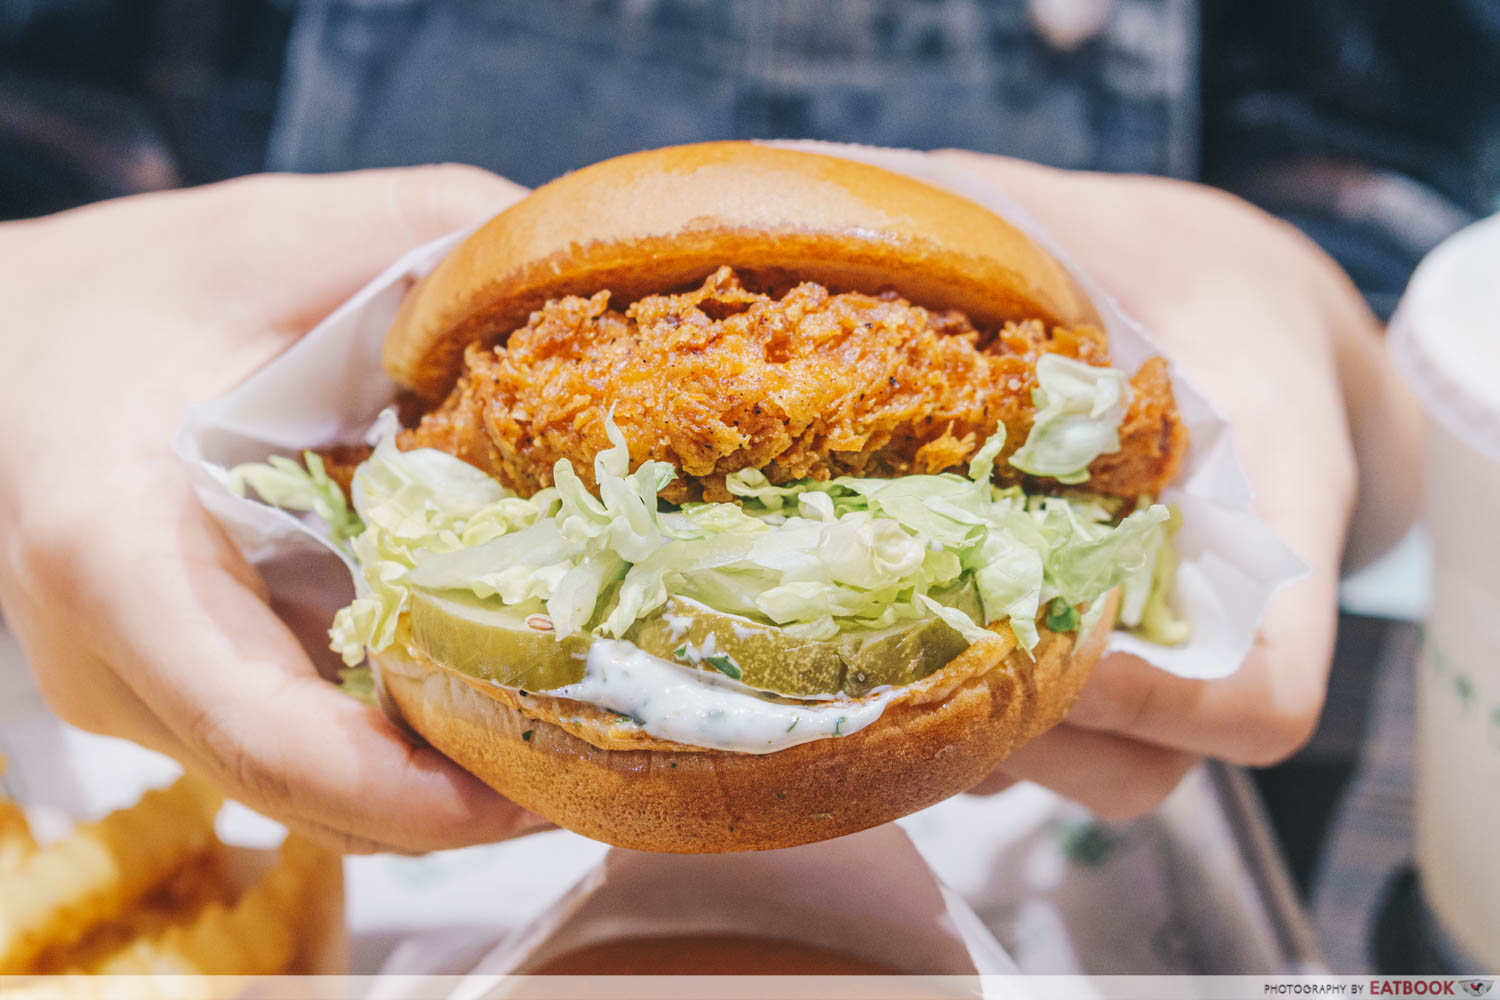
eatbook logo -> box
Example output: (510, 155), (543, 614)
(1462, 981), (1494, 997)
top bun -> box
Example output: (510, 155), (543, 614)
(384, 141), (1098, 399)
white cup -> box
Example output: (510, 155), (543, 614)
(1389, 211), (1500, 969)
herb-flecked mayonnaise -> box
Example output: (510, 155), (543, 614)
(550, 640), (897, 753)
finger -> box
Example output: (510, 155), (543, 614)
(973, 724), (1200, 821)
(63, 488), (545, 853)
(13, 587), (549, 856)
(5, 582), (352, 845)
(222, 165), (532, 331)
(49, 164), (528, 339)
(0, 579), (202, 758)
(1063, 429), (1346, 768)
(279, 806), (553, 857)
(1065, 587), (1335, 767)
(1062, 492), (1342, 767)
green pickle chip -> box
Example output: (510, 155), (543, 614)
(628, 595), (972, 697)
(410, 585), (980, 698)
(408, 589), (591, 691)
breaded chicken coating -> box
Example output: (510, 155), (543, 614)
(401, 267), (1186, 504)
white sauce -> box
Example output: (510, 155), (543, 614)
(729, 620), (763, 641)
(660, 611), (693, 643)
(551, 640), (897, 754)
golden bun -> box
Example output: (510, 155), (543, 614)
(375, 142), (1118, 853)
(383, 141), (1099, 400)
(374, 591), (1115, 854)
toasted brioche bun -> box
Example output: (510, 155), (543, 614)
(384, 141), (1099, 399)
(374, 591), (1115, 854)
(377, 142), (1118, 852)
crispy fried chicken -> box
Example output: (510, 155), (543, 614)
(400, 267), (1186, 504)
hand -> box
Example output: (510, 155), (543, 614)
(937, 151), (1423, 817)
(0, 166), (552, 853)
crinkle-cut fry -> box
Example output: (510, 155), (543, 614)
(0, 796), (36, 875)
(0, 802), (36, 873)
(0, 775), (222, 974)
(31, 853), (235, 975)
(84, 835), (332, 977)
(0, 754), (36, 874)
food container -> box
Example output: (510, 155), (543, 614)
(1388, 209), (1500, 968)
(428, 823), (1020, 999)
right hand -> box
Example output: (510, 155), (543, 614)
(0, 165), (553, 853)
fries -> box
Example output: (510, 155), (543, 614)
(31, 853), (236, 975)
(80, 835), (329, 977)
(0, 775), (222, 974)
(0, 756), (37, 875)
(2, 838), (332, 1000)
(0, 757), (341, 992)
(0, 801), (36, 873)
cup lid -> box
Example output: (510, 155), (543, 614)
(1389, 211), (1500, 463)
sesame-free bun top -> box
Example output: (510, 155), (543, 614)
(384, 141), (1098, 400)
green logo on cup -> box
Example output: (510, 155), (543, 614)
(1422, 635), (1499, 760)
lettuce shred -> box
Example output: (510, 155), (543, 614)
(228, 451), (364, 550)
(1007, 354), (1131, 484)
(239, 407), (1183, 667)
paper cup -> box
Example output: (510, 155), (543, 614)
(1389, 210), (1500, 968)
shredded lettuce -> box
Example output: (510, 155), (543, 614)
(228, 451), (364, 550)
(336, 666), (377, 706)
(1044, 597), (1081, 633)
(1008, 354), (1131, 484)
(234, 404), (1184, 668)
(325, 428), (546, 665)
(1132, 504), (1190, 646)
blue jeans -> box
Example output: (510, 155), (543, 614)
(269, 0), (1500, 316)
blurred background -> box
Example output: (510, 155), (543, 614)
(5, 0), (1496, 321)
(2, 0), (1497, 976)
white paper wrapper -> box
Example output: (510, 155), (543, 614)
(364, 824), (1024, 1000)
(175, 144), (1302, 683)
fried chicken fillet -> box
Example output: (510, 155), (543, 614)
(400, 267), (1186, 505)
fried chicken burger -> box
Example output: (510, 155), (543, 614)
(235, 142), (1190, 852)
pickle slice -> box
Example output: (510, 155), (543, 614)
(628, 595), (972, 697)
(410, 584), (982, 698)
(407, 589), (590, 691)
(837, 615), (970, 695)
(629, 598), (846, 695)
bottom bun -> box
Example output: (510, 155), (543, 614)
(375, 592), (1115, 853)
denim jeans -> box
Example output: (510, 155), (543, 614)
(269, 0), (1200, 183)
(269, 0), (1500, 315)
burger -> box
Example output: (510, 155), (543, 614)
(232, 142), (1189, 853)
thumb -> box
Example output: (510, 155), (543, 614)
(62, 164), (527, 335)
(218, 164), (530, 330)
(70, 479), (544, 852)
